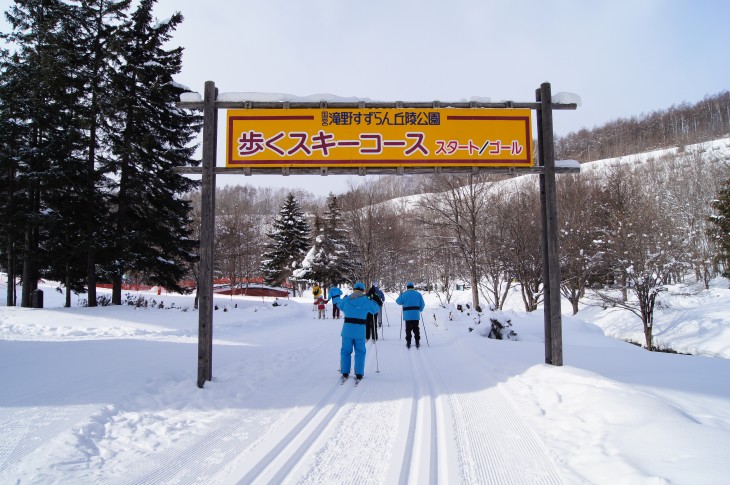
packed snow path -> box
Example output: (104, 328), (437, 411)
(5, 281), (730, 483)
(209, 308), (564, 484)
(0, 299), (565, 484)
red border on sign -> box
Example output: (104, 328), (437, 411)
(226, 113), (532, 167)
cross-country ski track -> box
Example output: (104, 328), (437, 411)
(0, 299), (567, 484)
(207, 305), (564, 484)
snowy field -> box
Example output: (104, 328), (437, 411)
(1, 277), (730, 484)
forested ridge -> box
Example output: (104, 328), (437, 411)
(556, 90), (730, 162)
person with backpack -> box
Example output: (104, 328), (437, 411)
(330, 282), (381, 382)
(365, 284), (383, 341)
(396, 281), (425, 349)
(372, 283), (385, 327)
(313, 294), (327, 319)
(326, 288), (341, 319)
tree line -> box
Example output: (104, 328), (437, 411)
(556, 90), (730, 163)
(0, 0), (201, 307)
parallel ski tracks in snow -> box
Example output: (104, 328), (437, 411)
(5, 320), (563, 484)
(233, 375), (357, 484)
(427, 336), (564, 484)
(222, 331), (564, 484)
(101, 408), (284, 485)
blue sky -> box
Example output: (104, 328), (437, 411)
(3, 0), (729, 196)
(150, 0), (730, 135)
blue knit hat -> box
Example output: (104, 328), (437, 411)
(406, 282), (414, 288)
(354, 281), (365, 291)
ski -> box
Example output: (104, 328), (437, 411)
(340, 375), (349, 385)
(354, 377), (362, 387)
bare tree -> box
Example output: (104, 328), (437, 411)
(418, 173), (495, 311)
(556, 174), (606, 314)
(477, 187), (513, 310)
(502, 182), (543, 312)
(421, 222), (460, 305)
(644, 147), (728, 288)
(591, 167), (687, 350)
(342, 180), (414, 289)
(216, 186), (266, 294)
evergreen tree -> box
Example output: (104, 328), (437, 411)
(312, 193), (356, 287)
(292, 214), (323, 284)
(106, 0), (201, 304)
(710, 176), (730, 278)
(40, 0), (114, 307)
(0, 0), (81, 306)
(72, 0), (131, 306)
(261, 193), (311, 287)
(0, 40), (22, 306)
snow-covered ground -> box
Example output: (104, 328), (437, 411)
(1, 277), (730, 484)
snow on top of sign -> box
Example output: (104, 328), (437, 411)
(556, 159), (581, 168)
(552, 92), (582, 106)
(179, 92), (202, 102)
(178, 90), (581, 106)
(216, 92), (495, 104)
(217, 92), (375, 103)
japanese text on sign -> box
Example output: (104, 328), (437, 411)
(226, 108), (533, 168)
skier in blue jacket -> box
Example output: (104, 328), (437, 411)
(331, 282), (381, 382)
(396, 282), (426, 349)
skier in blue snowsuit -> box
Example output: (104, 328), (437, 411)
(330, 282), (381, 382)
(396, 282), (426, 349)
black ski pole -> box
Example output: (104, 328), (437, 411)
(420, 314), (430, 347)
(374, 330), (380, 373)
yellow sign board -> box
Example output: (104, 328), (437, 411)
(226, 108), (533, 168)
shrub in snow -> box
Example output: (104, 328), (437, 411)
(485, 316), (518, 341)
(78, 295), (112, 307)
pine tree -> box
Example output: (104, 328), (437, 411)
(710, 176), (730, 278)
(40, 0), (115, 307)
(292, 214), (323, 284)
(72, 0), (131, 306)
(261, 193), (311, 287)
(312, 193), (356, 287)
(0, 40), (23, 306)
(0, 0), (81, 306)
(106, 0), (201, 304)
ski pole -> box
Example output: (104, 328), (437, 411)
(383, 303), (391, 327)
(420, 314), (430, 347)
(374, 332), (380, 373)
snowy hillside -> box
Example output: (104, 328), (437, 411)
(1, 276), (730, 484)
(367, 137), (730, 213)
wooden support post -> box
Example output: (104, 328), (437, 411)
(198, 81), (218, 387)
(536, 82), (563, 366)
